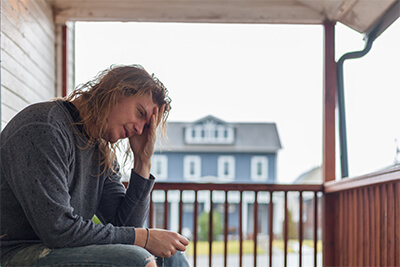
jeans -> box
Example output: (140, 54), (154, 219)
(4, 243), (190, 267)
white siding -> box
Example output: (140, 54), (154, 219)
(1, 0), (56, 129)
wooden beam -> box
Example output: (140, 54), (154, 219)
(322, 20), (337, 267)
(62, 24), (67, 97)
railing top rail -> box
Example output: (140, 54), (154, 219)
(325, 164), (400, 193)
(149, 182), (323, 192)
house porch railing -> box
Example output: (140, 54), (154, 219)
(147, 183), (323, 267)
(324, 165), (400, 266)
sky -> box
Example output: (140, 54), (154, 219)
(74, 20), (400, 183)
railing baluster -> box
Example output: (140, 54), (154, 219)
(345, 191), (350, 265)
(179, 190), (183, 234)
(375, 186), (381, 266)
(370, 187), (376, 266)
(313, 192), (318, 267)
(395, 183), (400, 267)
(284, 191), (288, 267)
(363, 188), (370, 266)
(239, 191), (243, 267)
(387, 184), (395, 266)
(357, 189), (363, 266)
(149, 190), (154, 228)
(194, 190), (198, 267)
(254, 191), (258, 267)
(209, 190), (213, 267)
(299, 191), (303, 267)
(387, 184), (395, 267)
(269, 191), (274, 267)
(349, 190), (355, 266)
(381, 185), (388, 266)
(224, 190), (228, 267)
(164, 190), (169, 229)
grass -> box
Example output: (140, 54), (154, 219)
(186, 240), (264, 256)
(303, 239), (323, 253)
(185, 239), (322, 256)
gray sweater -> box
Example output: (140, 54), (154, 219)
(0, 100), (155, 263)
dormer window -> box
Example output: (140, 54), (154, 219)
(185, 117), (234, 144)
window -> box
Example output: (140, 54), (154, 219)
(151, 155), (168, 180)
(185, 120), (235, 144)
(251, 156), (268, 181)
(184, 156), (201, 180)
(218, 156), (235, 180)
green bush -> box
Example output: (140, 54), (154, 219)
(198, 210), (222, 241)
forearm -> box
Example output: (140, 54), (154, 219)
(97, 171), (155, 227)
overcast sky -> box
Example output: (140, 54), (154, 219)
(74, 20), (400, 183)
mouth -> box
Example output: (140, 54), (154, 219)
(124, 127), (130, 138)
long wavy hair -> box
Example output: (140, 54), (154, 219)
(66, 64), (171, 175)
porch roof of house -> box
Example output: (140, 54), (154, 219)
(47, 0), (398, 34)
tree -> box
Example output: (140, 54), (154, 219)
(198, 210), (223, 241)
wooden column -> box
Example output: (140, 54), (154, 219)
(322, 21), (337, 267)
(62, 24), (67, 97)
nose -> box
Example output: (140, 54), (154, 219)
(134, 122), (145, 135)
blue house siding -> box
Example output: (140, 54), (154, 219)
(164, 153), (184, 181)
(154, 151), (278, 183)
(201, 154), (218, 177)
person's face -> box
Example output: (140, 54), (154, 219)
(103, 93), (157, 143)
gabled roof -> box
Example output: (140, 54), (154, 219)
(293, 166), (322, 184)
(155, 116), (282, 153)
(191, 115), (226, 125)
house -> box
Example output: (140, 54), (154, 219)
(149, 115), (282, 239)
(292, 166), (323, 241)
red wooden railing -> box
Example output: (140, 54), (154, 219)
(325, 165), (400, 266)
(123, 165), (400, 266)
(145, 183), (323, 267)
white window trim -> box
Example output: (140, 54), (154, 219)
(184, 156), (201, 180)
(251, 156), (268, 181)
(218, 156), (235, 180)
(151, 155), (168, 180)
(185, 123), (235, 144)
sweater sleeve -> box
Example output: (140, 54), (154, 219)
(96, 168), (155, 227)
(2, 122), (136, 248)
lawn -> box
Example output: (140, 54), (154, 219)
(186, 240), (264, 256)
(185, 239), (322, 256)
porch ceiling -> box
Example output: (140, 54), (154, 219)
(46, 0), (397, 34)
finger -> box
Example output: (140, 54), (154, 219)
(171, 248), (177, 256)
(179, 235), (190, 246)
(176, 242), (187, 252)
(149, 107), (158, 129)
(148, 113), (157, 137)
(156, 104), (165, 127)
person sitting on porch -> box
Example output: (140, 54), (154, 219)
(0, 65), (189, 267)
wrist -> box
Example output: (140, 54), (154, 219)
(133, 160), (151, 179)
(134, 228), (147, 247)
(144, 228), (150, 249)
